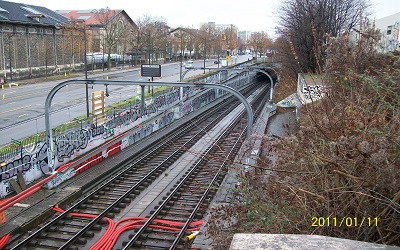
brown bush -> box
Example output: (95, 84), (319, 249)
(207, 32), (400, 248)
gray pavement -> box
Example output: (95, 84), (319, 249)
(266, 107), (297, 138)
(0, 61), (266, 248)
(0, 56), (250, 146)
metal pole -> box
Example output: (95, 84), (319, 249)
(179, 32), (182, 83)
(148, 33), (151, 94)
(151, 77), (153, 97)
(148, 33), (151, 64)
(84, 27), (89, 118)
(9, 35), (12, 83)
(203, 40), (206, 74)
(179, 32), (183, 100)
(140, 85), (145, 111)
(45, 80), (254, 171)
(53, 29), (58, 66)
(1, 32), (5, 81)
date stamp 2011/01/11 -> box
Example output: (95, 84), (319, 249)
(311, 217), (378, 227)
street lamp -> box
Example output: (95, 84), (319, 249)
(146, 32), (151, 64)
(140, 29), (152, 93)
(145, 30), (153, 94)
(203, 41), (206, 74)
(203, 26), (211, 74)
(179, 31), (183, 81)
(82, 26), (88, 118)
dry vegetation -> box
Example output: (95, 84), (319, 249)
(206, 33), (400, 248)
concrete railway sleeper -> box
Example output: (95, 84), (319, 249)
(124, 87), (267, 249)
(6, 83), (269, 249)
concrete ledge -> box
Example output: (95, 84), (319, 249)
(229, 234), (400, 250)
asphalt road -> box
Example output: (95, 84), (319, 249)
(0, 55), (251, 146)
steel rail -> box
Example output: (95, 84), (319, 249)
(12, 96), (235, 249)
(45, 80), (254, 172)
(122, 85), (267, 249)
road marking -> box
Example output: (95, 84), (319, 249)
(0, 105), (32, 114)
(4, 91), (40, 100)
(3, 86), (81, 101)
(18, 114), (28, 118)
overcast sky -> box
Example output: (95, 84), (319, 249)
(9, 0), (400, 37)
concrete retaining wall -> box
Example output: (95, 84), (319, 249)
(229, 234), (400, 250)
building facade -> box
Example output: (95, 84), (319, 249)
(0, 0), (69, 82)
(238, 30), (252, 43)
(58, 9), (137, 59)
(0, 1), (137, 82)
(375, 12), (400, 52)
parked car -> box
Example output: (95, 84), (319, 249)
(184, 63), (193, 69)
(187, 60), (194, 63)
(214, 60), (220, 64)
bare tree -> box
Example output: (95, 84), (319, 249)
(170, 28), (190, 61)
(277, 0), (372, 74)
(209, 32), (223, 60)
(151, 18), (170, 63)
(57, 21), (86, 73)
(94, 7), (127, 70)
(128, 18), (145, 66)
(129, 15), (169, 65)
(198, 23), (216, 62)
(223, 25), (239, 55)
(247, 31), (272, 60)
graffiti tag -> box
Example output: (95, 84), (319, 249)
(55, 129), (89, 161)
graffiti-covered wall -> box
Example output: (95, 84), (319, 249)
(1, 142), (49, 195)
(52, 89), (181, 168)
(0, 72), (255, 198)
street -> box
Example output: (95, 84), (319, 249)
(0, 55), (251, 146)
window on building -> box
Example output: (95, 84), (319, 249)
(387, 26), (392, 35)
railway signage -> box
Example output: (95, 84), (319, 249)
(141, 64), (161, 77)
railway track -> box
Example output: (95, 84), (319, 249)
(7, 82), (268, 250)
(123, 114), (249, 249)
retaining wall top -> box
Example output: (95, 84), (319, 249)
(229, 234), (400, 250)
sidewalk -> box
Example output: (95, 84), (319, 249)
(2, 59), (190, 88)
(6, 64), (141, 87)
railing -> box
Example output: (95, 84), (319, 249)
(0, 59), (255, 163)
